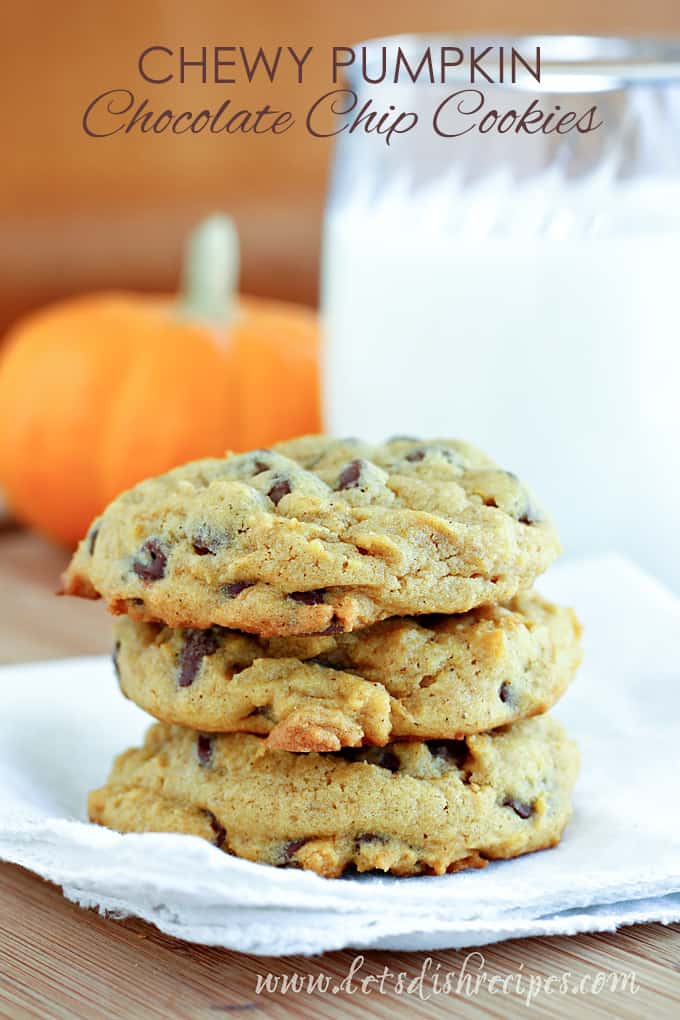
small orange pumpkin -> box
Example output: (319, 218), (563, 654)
(0, 216), (321, 546)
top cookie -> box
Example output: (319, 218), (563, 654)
(62, 435), (560, 636)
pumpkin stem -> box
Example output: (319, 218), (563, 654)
(179, 214), (240, 325)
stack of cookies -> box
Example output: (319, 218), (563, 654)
(63, 436), (581, 878)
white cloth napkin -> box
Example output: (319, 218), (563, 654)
(1, 554), (679, 956)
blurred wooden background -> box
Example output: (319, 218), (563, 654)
(2, 0), (680, 333)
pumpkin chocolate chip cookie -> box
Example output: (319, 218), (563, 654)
(62, 435), (560, 636)
(89, 715), (578, 878)
(113, 593), (581, 751)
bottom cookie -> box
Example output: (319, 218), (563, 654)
(90, 715), (578, 878)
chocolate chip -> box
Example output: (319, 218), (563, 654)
(130, 598), (145, 607)
(192, 542), (214, 556)
(268, 478), (291, 505)
(407, 446), (460, 465)
(290, 590), (325, 606)
(222, 581), (254, 598)
(248, 450), (272, 475)
(519, 504), (543, 525)
(178, 629), (220, 687)
(206, 811), (226, 849)
(132, 539), (168, 582)
(499, 681), (512, 703)
(503, 796), (534, 819)
(88, 527), (99, 556)
(427, 740), (469, 767)
(282, 838), (308, 863)
(196, 734), (213, 767)
(112, 641), (121, 680)
(336, 459), (363, 490)
(192, 526), (223, 556)
(191, 542), (213, 558)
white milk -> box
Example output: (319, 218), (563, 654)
(321, 176), (680, 590)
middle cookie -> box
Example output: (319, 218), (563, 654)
(114, 592), (581, 752)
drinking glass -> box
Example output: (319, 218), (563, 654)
(322, 35), (680, 588)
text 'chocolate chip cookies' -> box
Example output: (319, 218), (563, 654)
(66, 434), (581, 878)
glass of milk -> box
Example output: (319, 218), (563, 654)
(321, 35), (680, 590)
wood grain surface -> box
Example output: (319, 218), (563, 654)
(0, 528), (679, 1019)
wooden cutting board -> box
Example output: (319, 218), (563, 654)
(0, 529), (679, 1019)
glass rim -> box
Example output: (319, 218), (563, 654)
(346, 34), (680, 89)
